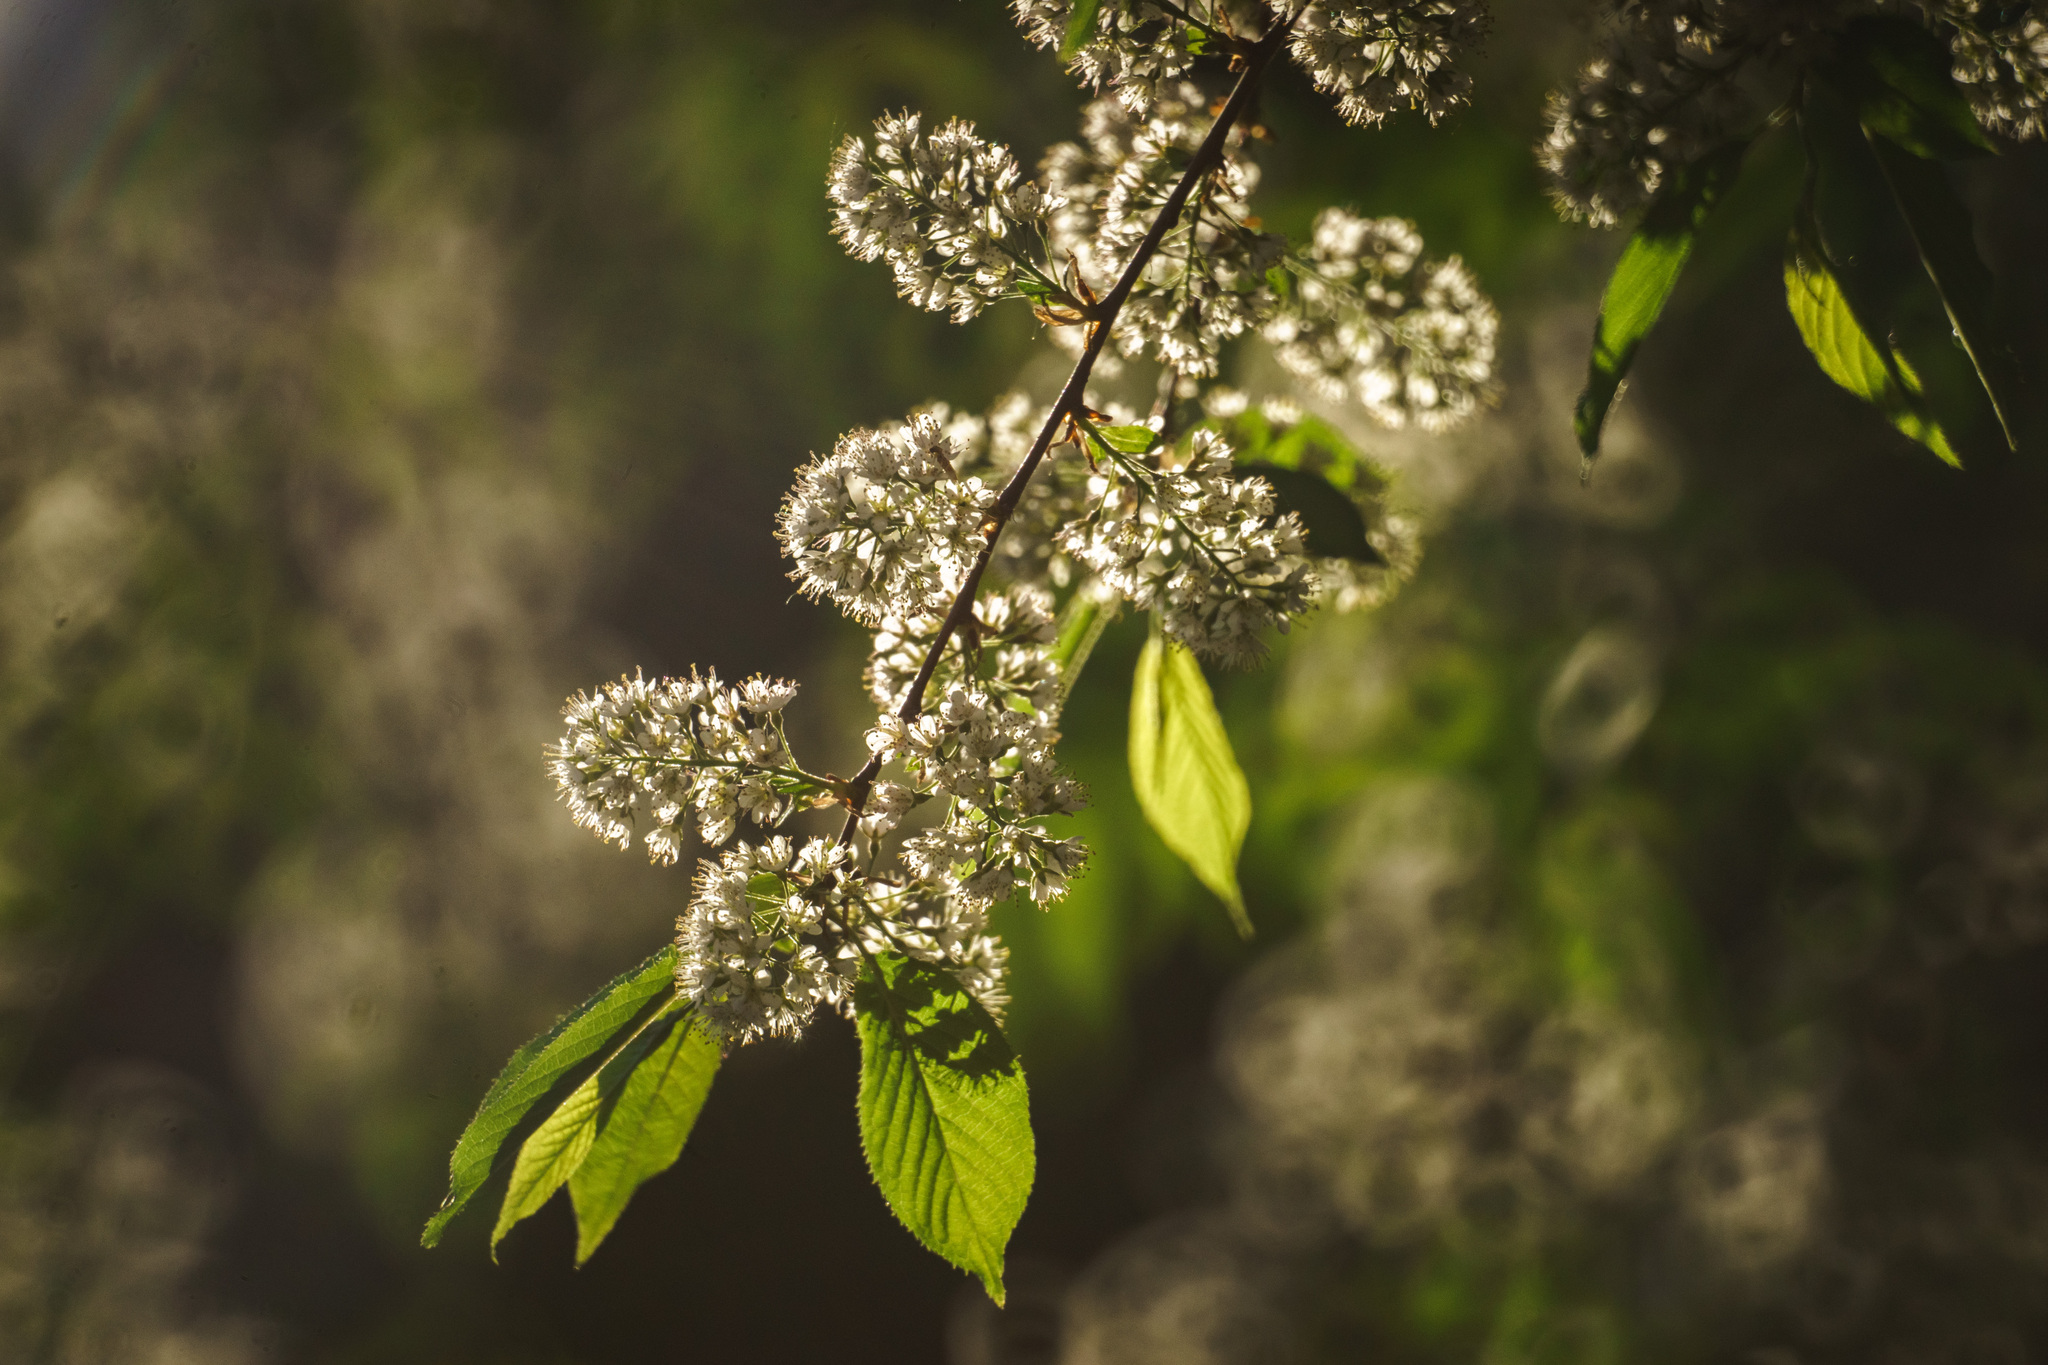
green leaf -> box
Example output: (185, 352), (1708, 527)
(1058, 0), (1100, 62)
(1129, 618), (1253, 937)
(1821, 15), (1998, 160)
(568, 1011), (723, 1265)
(1784, 225), (1959, 466)
(1797, 85), (2003, 463)
(1864, 132), (2022, 451)
(1087, 422), (1162, 456)
(1576, 139), (1748, 458)
(855, 953), (1034, 1305)
(1239, 461), (1383, 564)
(490, 999), (686, 1258)
(420, 947), (677, 1249)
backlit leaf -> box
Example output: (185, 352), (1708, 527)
(1129, 619), (1253, 937)
(490, 998), (684, 1257)
(1576, 139), (1748, 458)
(855, 953), (1034, 1305)
(1797, 84), (2001, 463)
(1088, 422), (1162, 455)
(1784, 226), (1958, 465)
(1059, 0), (1101, 62)
(421, 947), (678, 1248)
(568, 1011), (723, 1265)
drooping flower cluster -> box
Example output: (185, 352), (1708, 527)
(778, 415), (995, 624)
(1538, 14), (1759, 226)
(1058, 428), (1318, 664)
(1012, 0), (1208, 112)
(866, 582), (1063, 715)
(1265, 208), (1499, 431)
(828, 112), (1058, 321)
(1539, 1), (2048, 227)
(1933, 0), (2048, 140)
(1284, 0), (1492, 127)
(548, 669), (813, 863)
(869, 682), (1090, 905)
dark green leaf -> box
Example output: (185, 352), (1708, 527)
(1576, 140), (1749, 458)
(420, 947), (677, 1249)
(1238, 461), (1383, 564)
(1058, 0), (1100, 62)
(568, 1011), (722, 1265)
(1129, 619), (1253, 937)
(1864, 132), (2022, 450)
(1820, 15), (1998, 160)
(855, 954), (1033, 1305)
(1785, 224), (1959, 465)
(1797, 86), (2003, 463)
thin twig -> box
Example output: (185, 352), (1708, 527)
(837, 14), (1298, 836)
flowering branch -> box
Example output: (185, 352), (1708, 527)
(435, 0), (1506, 1292)
(837, 14), (1297, 832)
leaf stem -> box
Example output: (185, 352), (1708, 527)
(838, 15), (1298, 836)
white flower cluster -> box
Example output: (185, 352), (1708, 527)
(1283, 0), (1491, 127)
(677, 835), (1012, 1043)
(1264, 208), (1499, 431)
(1935, 0), (2048, 140)
(1058, 428), (1317, 664)
(1536, 0), (2048, 226)
(828, 112), (1057, 322)
(1012, 0), (1206, 112)
(866, 582), (1062, 715)
(1538, 23), (1753, 227)
(777, 414), (995, 625)
(868, 682), (1090, 906)
(548, 669), (807, 863)
(545, 0), (1518, 1052)
(1013, 0), (1490, 128)
(1045, 86), (1284, 375)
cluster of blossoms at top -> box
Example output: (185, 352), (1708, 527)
(548, 0), (1500, 1051)
(1015, 0), (1491, 127)
(1539, 0), (2048, 226)
(828, 112), (1058, 321)
(1286, 0), (1492, 127)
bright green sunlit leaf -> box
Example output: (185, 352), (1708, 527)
(568, 1010), (722, 1265)
(855, 953), (1034, 1305)
(1129, 619), (1253, 937)
(421, 947), (678, 1249)
(1784, 228), (1959, 466)
(1576, 139), (1748, 458)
